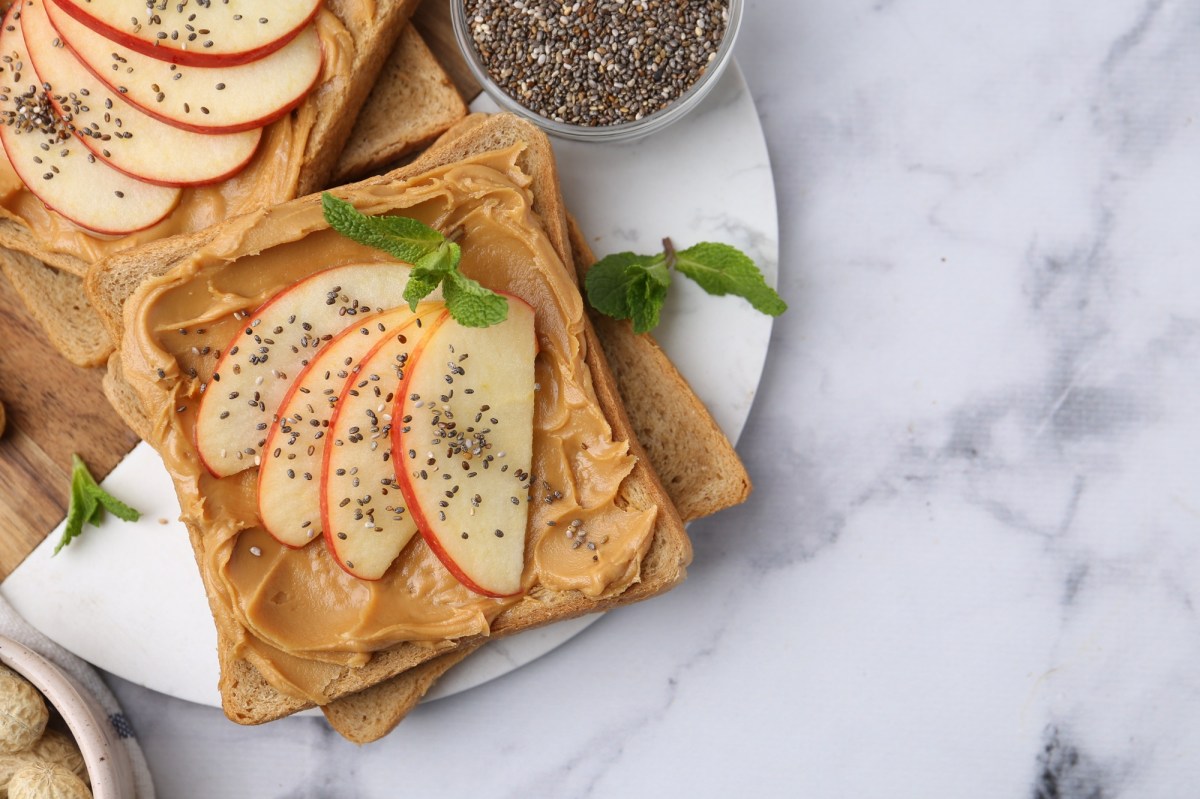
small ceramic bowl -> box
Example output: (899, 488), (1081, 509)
(452, 0), (744, 143)
(0, 637), (135, 799)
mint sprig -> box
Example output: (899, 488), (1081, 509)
(585, 238), (786, 334)
(322, 193), (508, 328)
(55, 454), (140, 556)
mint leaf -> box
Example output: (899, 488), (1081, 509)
(673, 242), (787, 316)
(628, 270), (669, 334)
(322, 194), (508, 328)
(55, 455), (140, 556)
(89, 487), (140, 523)
(403, 246), (455, 309)
(321, 194), (443, 264)
(586, 253), (648, 319)
(585, 238), (786, 333)
(443, 269), (509, 328)
(585, 252), (670, 333)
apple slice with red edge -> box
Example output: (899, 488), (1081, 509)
(0, 3), (179, 234)
(259, 303), (444, 549)
(21, 0), (261, 186)
(321, 308), (451, 579)
(195, 263), (418, 479)
(45, 0), (321, 134)
(49, 0), (319, 67)
(392, 296), (537, 597)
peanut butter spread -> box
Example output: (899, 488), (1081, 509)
(0, 9), (353, 262)
(121, 145), (658, 703)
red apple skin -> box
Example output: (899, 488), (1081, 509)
(194, 267), (343, 478)
(50, 0), (319, 68)
(76, 59), (320, 136)
(322, 311), (451, 580)
(87, 130), (260, 188)
(389, 295), (536, 599)
(0, 133), (178, 234)
(24, 11), (262, 188)
(43, 0), (324, 135)
(0, 3), (180, 235)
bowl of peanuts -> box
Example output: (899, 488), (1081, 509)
(0, 636), (134, 798)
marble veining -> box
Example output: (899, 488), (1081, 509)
(89, 0), (1200, 796)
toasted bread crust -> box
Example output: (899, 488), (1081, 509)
(332, 25), (467, 183)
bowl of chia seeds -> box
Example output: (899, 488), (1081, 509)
(453, 0), (742, 142)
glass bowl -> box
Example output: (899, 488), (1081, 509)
(451, 0), (744, 143)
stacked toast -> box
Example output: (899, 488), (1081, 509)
(0, 1), (751, 743)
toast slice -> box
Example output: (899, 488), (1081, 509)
(319, 215), (752, 742)
(0, 250), (110, 368)
(332, 24), (467, 183)
(0, 0), (421, 365)
(97, 113), (692, 727)
(96, 206), (750, 743)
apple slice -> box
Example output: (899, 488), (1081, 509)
(321, 309), (451, 579)
(50, 0), (319, 67)
(46, 0), (321, 133)
(22, 0), (260, 186)
(392, 297), (537, 597)
(258, 303), (444, 549)
(196, 263), (419, 478)
(0, 4), (179, 234)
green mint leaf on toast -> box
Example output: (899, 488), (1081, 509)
(55, 455), (140, 555)
(321, 193), (443, 264)
(403, 245), (456, 309)
(322, 193), (507, 328)
(673, 242), (787, 316)
(443, 269), (510, 328)
(585, 237), (785, 332)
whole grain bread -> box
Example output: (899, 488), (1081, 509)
(332, 24), (467, 183)
(0, 0), (422, 367)
(100, 113), (692, 728)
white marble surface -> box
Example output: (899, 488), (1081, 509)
(98, 0), (1200, 795)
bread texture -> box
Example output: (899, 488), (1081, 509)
(332, 25), (467, 183)
(0, 251), (109, 368)
(320, 643), (481, 744)
(101, 113), (692, 728)
(0, 0), (421, 366)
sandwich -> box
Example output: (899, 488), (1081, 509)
(0, 0), (424, 366)
(319, 208), (752, 743)
(89, 113), (728, 731)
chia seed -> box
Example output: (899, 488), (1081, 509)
(463, 0), (729, 127)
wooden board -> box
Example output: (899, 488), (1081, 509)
(0, 0), (473, 580)
(0, 272), (138, 577)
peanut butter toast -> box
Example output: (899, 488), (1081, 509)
(99, 113), (692, 726)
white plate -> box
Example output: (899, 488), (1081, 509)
(0, 61), (778, 708)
